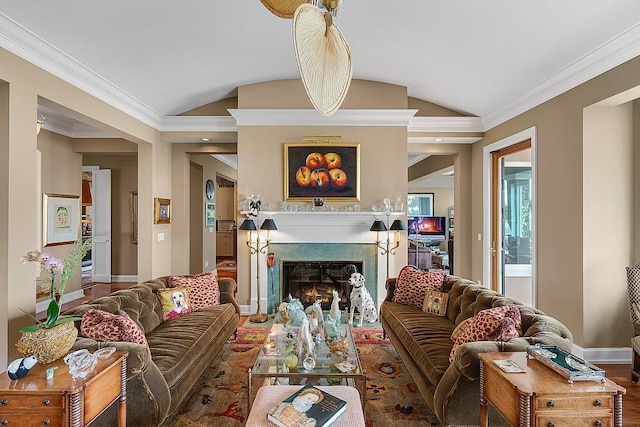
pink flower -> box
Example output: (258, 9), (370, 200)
(44, 257), (63, 273)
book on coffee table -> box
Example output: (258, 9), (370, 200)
(267, 384), (347, 427)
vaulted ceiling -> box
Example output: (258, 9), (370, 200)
(2, 1), (640, 179)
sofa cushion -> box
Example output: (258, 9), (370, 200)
(169, 272), (220, 311)
(80, 308), (148, 346)
(380, 301), (455, 386)
(449, 305), (522, 362)
(157, 286), (194, 321)
(422, 290), (449, 316)
(146, 303), (238, 390)
(392, 265), (446, 308)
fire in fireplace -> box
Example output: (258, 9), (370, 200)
(281, 261), (364, 310)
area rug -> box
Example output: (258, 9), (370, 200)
(164, 325), (441, 427)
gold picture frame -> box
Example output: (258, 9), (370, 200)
(283, 142), (360, 201)
(43, 193), (81, 247)
(154, 197), (171, 224)
(130, 191), (138, 243)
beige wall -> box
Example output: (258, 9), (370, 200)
(474, 55), (640, 348)
(235, 79), (411, 306)
(0, 47), (172, 367)
(37, 129), (83, 296)
(583, 104), (633, 348)
(170, 145), (237, 274)
(190, 154), (238, 272)
(82, 154), (139, 276)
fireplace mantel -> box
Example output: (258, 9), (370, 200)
(240, 210), (407, 315)
(243, 211), (405, 243)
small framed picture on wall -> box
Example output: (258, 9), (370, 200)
(205, 202), (215, 227)
(154, 198), (171, 224)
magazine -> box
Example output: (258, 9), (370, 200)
(493, 358), (526, 373)
(267, 385), (347, 427)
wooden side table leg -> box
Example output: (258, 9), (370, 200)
(118, 357), (127, 427)
(479, 360), (488, 427)
(518, 394), (531, 427)
(614, 393), (623, 427)
(69, 392), (83, 427)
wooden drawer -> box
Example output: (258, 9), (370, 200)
(0, 412), (65, 426)
(534, 394), (612, 411)
(0, 393), (64, 410)
(536, 413), (612, 427)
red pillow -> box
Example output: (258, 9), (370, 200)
(169, 272), (220, 311)
(80, 309), (148, 347)
(449, 304), (522, 362)
(392, 265), (446, 308)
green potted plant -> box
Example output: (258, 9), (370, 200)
(16, 239), (91, 363)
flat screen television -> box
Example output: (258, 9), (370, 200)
(408, 216), (447, 237)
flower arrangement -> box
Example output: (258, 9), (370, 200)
(19, 239), (91, 332)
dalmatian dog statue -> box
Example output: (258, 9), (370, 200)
(348, 272), (378, 327)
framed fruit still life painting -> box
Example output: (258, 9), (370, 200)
(284, 142), (360, 201)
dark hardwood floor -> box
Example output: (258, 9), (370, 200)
(50, 283), (640, 425)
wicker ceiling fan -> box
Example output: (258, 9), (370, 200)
(259, 0), (352, 117)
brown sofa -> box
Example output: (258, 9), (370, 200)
(379, 275), (573, 426)
(63, 276), (240, 427)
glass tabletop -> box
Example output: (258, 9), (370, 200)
(251, 323), (362, 378)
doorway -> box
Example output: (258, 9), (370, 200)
(483, 127), (536, 306)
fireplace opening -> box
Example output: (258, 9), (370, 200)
(281, 261), (364, 310)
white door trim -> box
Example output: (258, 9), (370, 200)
(482, 126), (537, 306)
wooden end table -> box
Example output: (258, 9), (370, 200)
(479, 352), (626, 427)
(0, 350), (128, 426)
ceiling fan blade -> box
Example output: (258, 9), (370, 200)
(293, 3), (352, 116)
(260, 0), (309, 19)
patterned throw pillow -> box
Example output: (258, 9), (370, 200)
(80, 308), (148, 347)
(422, 290), (449, 316)
(169, 272), (220, 311)
(392, 265), (447, 308)
(449, 304), (522, 362)
(157, 286), (193, 321)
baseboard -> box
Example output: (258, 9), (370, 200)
(240, 305), (251, 316)
(36, 289), (85, 313)
(572, 343), (632, 364)
(112, 275), (138, 283)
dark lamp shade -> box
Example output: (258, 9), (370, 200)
(260, 218), (278, 231)
(390, 219), (406, 231)
(369, 220), (387, 232)
(239, 219), (257, 231)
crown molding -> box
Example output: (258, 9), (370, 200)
(228, 109), (418, 126)
(407, 136), (482, 144)
(0, 12), (163, 129)
(483, 22), (640, 130)
(161, 116), (237, 132)
(408, 116), (484, 133)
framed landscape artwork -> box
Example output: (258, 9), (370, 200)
(284, 142), (360, 201)
(43, 193), (80, 246)
(205, 202), (215, 227)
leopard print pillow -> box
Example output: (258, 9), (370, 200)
(169, 272), (220, 311)
(392, 265), (446, 308)
(449, 304), (522, 362)
(80, 309), (148, 347)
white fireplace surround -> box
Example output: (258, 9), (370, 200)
(240, 211), (405, 316)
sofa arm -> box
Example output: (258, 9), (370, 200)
(219, 277), (241, 315)
(384, 278), (397, 302)
(71, 337), (160, 379)
(453, 333), (573, 381)
(71, 337), (171, 426)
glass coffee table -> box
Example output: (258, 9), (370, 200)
(247, 323), (366, 411)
